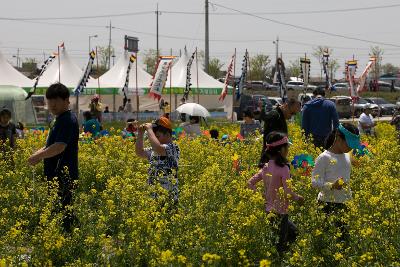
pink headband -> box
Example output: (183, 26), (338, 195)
(266, 136), (289, 150)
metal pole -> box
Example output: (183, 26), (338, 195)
(108, 21), (112, 70)
(17, 48), (20, 68)
(232, 48), (236, 122)
(196, 47), (200, 104)
(136, 52), (139, 121)
(156, 3), (159, 59)
(169, 49), (172, 119)
(58, 46), (61, 82)
(205, 0), (209, 73)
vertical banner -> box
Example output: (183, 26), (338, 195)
(357, 57), (376, 93)
(183, 50), (196, 101)
(346, 60), (358, 98)
(74, 50), (96, 95)
(149, 56), (175, 101)
(237, 50), (249, 100)
(26, 54), (56, 100)
(121, 54), (136, 108)
(276, 58), (287, 102)
(300, 56), (310, 94)
(322, 49), (332, 90)
(219, 53), (235, 101)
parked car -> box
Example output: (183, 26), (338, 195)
(286, 81), (317, 91)
(234, 94), (273, 120)
(332, 83), (349, 91)
(246, 81), (268, 90)
(268, 97), (283, 107)
(353, 97), (380, 117)
(377, 81), (400, 92)
(365, 97), (397, 115)
(396, 97), (400, 108)
(328, 96), (352, 118)
(298, 93), (315, 106)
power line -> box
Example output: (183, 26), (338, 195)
(210, 1), (400, 48)
(0, 11), (153, 21)
(1, 3), (399, 21)
(162, 4), (400, 15)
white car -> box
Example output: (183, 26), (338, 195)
(286, 81), (316, 91)
(333, 83), (349, 91)
(377, 81), (400, 92)
(268, 97), (283, 106)
(298, 93), (315, 105)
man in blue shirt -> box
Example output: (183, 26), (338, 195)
(301, 88), (339, 148)
(28, 83), (79, 231)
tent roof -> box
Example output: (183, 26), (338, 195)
(87, 51), (152, 93)
(37, 47), (84, 88)
(0, 51), (33, 88)
(0, 85), (28, 100)
(165, 50), (225, 89)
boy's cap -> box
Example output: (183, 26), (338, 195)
(153, 117), (172, 130)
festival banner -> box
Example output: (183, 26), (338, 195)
(346, 60), (358, 98)
(183, 50), (196, 101)
(276, 58), (287, 102)
(74, 50), (96, 95)
(322, 49), (332, 90)
(219, 53), (235, 101)
(149, 56), (175, 101)
(26, 54), (56, 100)
(357, 57), (376, 93)
(237, 50), (249, 100)
(300, 56), (310, 92)
(121, 54), (136, 107)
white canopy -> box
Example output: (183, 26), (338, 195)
(166, 50), (226, 89)
(0, 51), (33, 88)
(37, 47), (84, 88)
(87, 51), (152, 95)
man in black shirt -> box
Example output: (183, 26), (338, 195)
(259, 98), (301, 165)
(28, 83), (79, 231)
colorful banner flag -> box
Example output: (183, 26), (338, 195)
(149, 56), (175, 101)
(74, 50), (96, 95)
(26, 54), (56, 100)
(276, 58), (287, 102)
(322, 49), (332, 90)
(121, 54), (136, 108)
(237, 50), (249, 100)
(357, 57), (376, 93)
(346, 60), (358, 98)
(219, 53), (235, 101)
(183, 50), (196, 101)
(300, 56), (310, 92)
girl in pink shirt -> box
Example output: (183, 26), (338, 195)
(248, 132), (303, 253)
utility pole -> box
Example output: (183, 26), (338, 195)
(273, 36), (279, 81)
(156, 3), (160, 59)
(107, 21), (112, 70)
(204, 0), (209, 73)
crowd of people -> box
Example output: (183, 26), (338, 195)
(0, 82), (399, 255)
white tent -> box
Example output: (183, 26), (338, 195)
(87, 51), (152, 96)
(0, 51), (33, 88)
(37, 47), (84, 88)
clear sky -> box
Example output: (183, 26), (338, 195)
(1, 0), (399, 78)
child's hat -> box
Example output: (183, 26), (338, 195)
(338, 123), (361, 150)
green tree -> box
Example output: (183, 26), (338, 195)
(142, 49), (159, 75)
(328, 59), (340, 81)
(370, 46), (384, 78)
(381, 63), (399, 75)
(286, 60), (301, 79)
(312, 46), (340, 82)
(248, 54), (271, 81)
(97, 46), (115, 70)
(208, 58), (224, 79)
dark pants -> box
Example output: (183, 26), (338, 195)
(270, 214), (298, 253)
(48, 173), (77, 232)
(320, 201), (348, 242)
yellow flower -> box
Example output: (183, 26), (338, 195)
(259, 259), (271, 267)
